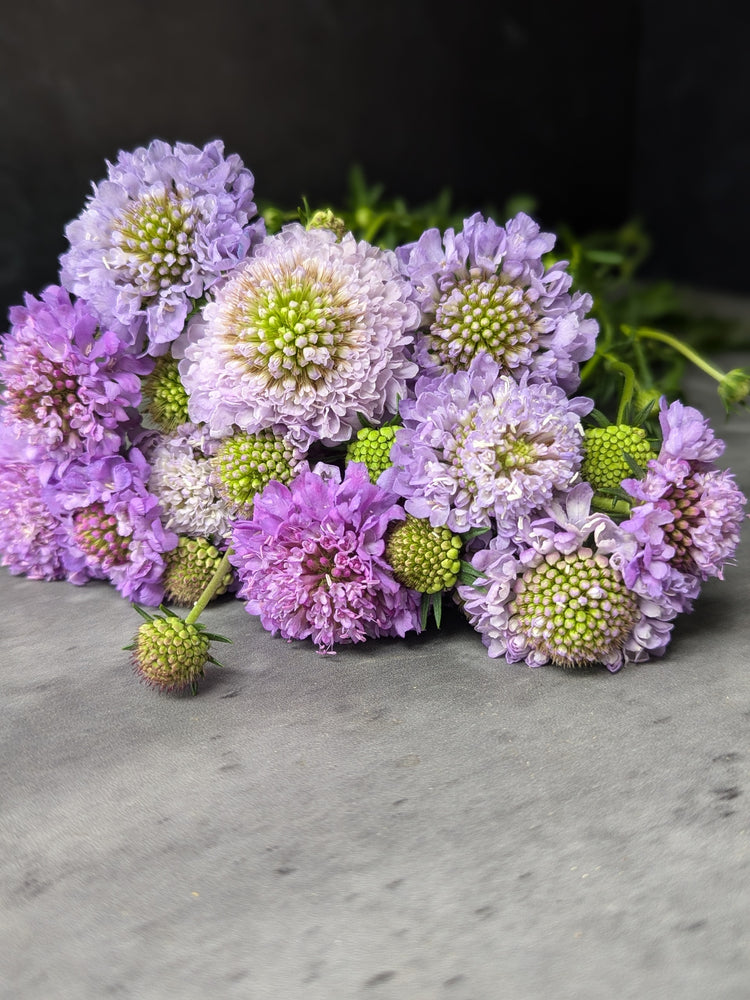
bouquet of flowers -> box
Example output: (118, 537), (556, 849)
(1, 139), (747, 694)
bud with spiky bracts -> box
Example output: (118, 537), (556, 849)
(386, 514), (463, 594)
(162, 537), (234, 606)
(211, 430), (305, 517)
(127, 606), (230, 695)
(582, 424), (657, 491)
(345, 426), (397, 483)
(142, 355), (190, 432)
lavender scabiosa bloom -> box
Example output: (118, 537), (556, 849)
(380, 352), (592, 533)
(60, 139), (262, 353)
(179, 223), (420, 446)
(0, 418), (68, 580)
(0, 286), (150, 469)
(48, 449), (177, 605)
(457, 484), (677, 670)
(147, 424), (234, 542)
(229, 462), (421, 653)
(397, 212), (597, 391)
(618, 399), (747, 597)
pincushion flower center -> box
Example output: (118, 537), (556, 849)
(662, 478), (703, 572)
(509, 548), (639, 667)
(73, 503), (130, 569)
(220, 258), (366, 387)
(110, 188), (197, 297)
(8, 348), (81, 439)
(430, 273), (540, 372)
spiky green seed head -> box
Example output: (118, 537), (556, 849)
(346, 425), (397, 483)
(385, 514), (463, 593)
(162, 537), (233, 606)
(509, 547), (639, 668)
(142, 356), (190, 432)
(211, 430), (299, 516)
(132, 615), (210, 693)
(582, 425), (656, 490)
(306, 208), (348, 240)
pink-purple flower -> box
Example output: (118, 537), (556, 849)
(60, 139), (263, 353)
(0, 286), (150, 471)
(229, 462), (421, 653)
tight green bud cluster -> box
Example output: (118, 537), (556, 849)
(163, 537), (234, 606)
(307, 208), (347, 240)
(385, 514), (463, 593)
(346, 425), (397, 483)
(581, 425), (656, 490)
(212, 431), (298, 516)
(142, 356), (190, 432)
(132, 615), (211, 694)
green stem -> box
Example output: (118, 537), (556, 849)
(601, 353), (637, 424)
(629, 325), (727, 384)
(185, 550), (233, 626)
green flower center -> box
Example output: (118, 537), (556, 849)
(219, 258), (365, 388)
(111, 188), (197, 298)
(142, 356), (190, 432)
(428, 272), (540, 372)
(134, 616), (209, 693)
(385, 515), (463, 593)
(73, 503), (130, 569)
(346, 426), (397, 483)
(509, 547), (639, 667)
(582, 425), (656, 490)
(212, 430), (298, 515)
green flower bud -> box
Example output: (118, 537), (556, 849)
(212, 430), (300, 516)
(162, 537), (234, 606)
(132, 614), (211, 694)
(582, 425), (656, 490)
(345, 425), (397, 483)
(385, 514), (463, 594)
(718, 367), (750, 412)
(306, 209), (348, 240)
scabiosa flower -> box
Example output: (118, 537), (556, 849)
(229, 461), (421, 653)
(381, 352), (592, 533)
(210, 428), (307, 518)
(397, 212), (597, 392)
(49, 449), (177, 605)
(457, 484), (677, 670)
(0, 286), (150, 469)
(60, 139), (262, 353)
(147, 425), (233, 541)
(0, 419), (69, 580)
(617, 399), (747, 598)
(179, 223), (420, 446)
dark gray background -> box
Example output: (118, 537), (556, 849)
(1, 0), (748, 323)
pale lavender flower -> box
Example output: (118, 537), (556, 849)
(147, 424), (234, 542)
(457, 484), (677, 670)
(47, 449), (177, 605)
(0, 286), (150, 470)
(380, 352), (592, 533)
(60, 139), (262, 353)
(397, 211), (597, 391)
(0, 417), (69, 580)
(229, 461), (421, 653)
(179, 223), (420, 446)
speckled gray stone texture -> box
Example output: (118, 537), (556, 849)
(2, 358), (749, 1000)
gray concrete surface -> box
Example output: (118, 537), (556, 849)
(2, 360), (749, 1000)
